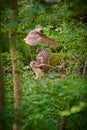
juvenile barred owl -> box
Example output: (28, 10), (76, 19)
(24, 28), (57, 49)
(30, 48), (53, 78)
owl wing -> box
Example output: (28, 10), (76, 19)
(30, 60), (53, 75)
(38, 64), (53, 73)
(24, 28), (57, 48)
(40, 33), (57, 48)
(36, 48), (51, 64)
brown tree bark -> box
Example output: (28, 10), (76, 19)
(10, 42), (22, 130)
(8, 1), (22, 130)
(58, 116), (68, 130)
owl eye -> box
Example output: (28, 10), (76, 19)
(32, 62), (36, 65)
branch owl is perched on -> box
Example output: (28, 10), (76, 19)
(24, 28), (57, 49)
(30, 49), (53, 78)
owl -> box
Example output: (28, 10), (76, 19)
(30, 48), (53, 78)
(30, 61), (45, 79)
(24, 28), (57, 49)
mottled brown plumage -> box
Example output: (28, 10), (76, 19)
(30, 48), (53, 78)
(36, 48), (51, 64)
(30, 61), (53, 78)
(30, 61), (45, 78)
(24, 28), (57, 49)
(24, 28), (56, 78)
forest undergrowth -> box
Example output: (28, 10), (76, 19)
(1, 0), (87, 129)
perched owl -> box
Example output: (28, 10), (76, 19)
(30, 48), (53, 78)
(24, 28), (57, 49)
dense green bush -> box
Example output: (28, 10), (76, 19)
(22, 72), (87, 130)
(5, 67), (87, 130)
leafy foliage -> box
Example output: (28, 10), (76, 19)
(1, 0), (87, 129)
(22, 74), (87, 130)
(5, 69), (87, 130)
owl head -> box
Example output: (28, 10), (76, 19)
(30, 61), (39, 68)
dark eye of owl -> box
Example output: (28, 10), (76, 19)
(33, 62), (36, 65)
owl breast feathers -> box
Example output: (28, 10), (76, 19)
(30, 61), (45, 78)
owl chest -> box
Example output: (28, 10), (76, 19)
(33, 68), (45, 78)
